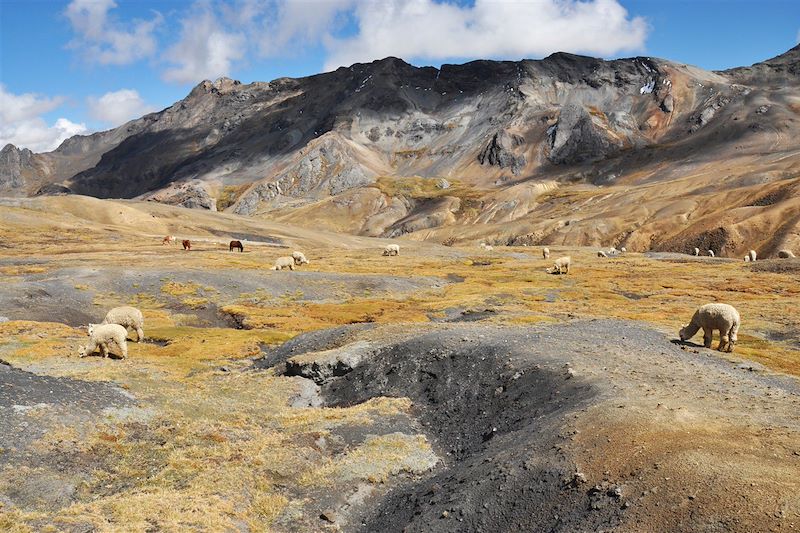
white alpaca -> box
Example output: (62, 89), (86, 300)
(383, 244), (400, 256)
(743, 256), (750, 262)
(679, 303), (740, 353)
(693, 247), (700, 256)
(271, 256), (295, 270)
(292, 251), (310, 265)
(552, 256), (571, 274)
(542, 247), (550, 259)
(620, 247), (627, 253)
(80, 324), (128, 359)
(748, 250), (757, 262)
(91, 306), (144, 342)
(597, 250), (608, 258)
(707, 250), (715, 257)
(777, 249), (796, 259)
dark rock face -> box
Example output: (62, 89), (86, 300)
(548, 104), (622, 164)
(477, 131), (526, 174)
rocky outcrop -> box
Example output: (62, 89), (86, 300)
(548, 105), (624, 165)
(234, 134), (373, 215)
(143, 181), (217, 210)
(477, 131), (526, 174)
(0, 144), (32, 191)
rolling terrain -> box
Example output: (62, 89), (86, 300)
(0, 196), (798, 531)
(2, 47), (799, 257)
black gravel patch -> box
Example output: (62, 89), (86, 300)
(321, 327), (622, 533)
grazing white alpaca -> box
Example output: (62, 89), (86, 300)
(679, 303), (740, 353)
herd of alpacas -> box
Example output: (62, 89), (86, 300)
(76, 238), (795, 359)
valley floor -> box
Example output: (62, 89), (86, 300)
(0, 197), (798, 532)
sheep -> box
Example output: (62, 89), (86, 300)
(748, 250), (757, 262)
(271, 256), (295, 270)
(229, 240), (243, 252)
(79, 324), (128, 359)
(552, 256), (571, 274)
(542, 247), (550, 259)
(597, 250), (608, 258)
(383, 244), (400, 256)
(778, 249), (796, 259)
(693, 247), (700, 256)
(679, 303), (740, 353)
(707, 250), (715, 257)
(91, 306), (144, 342)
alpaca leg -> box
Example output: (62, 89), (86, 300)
(120, 342), (127, 359)
(289, 264), (294, 270)
(101, 342), (110, 358)
(718, 333), (729, 352)
(136, 327), (144, 342)
(702, 328), (713, 348)
(727, 325), (738, 352)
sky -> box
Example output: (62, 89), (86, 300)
(1, 0), (798, 153)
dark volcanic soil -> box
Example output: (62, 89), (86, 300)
(261, 319), (800, 532)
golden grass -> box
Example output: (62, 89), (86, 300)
(1, 216), (799, 530)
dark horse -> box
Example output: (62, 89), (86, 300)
(229, 240), (243, 252)
(182, 240), (191, 250)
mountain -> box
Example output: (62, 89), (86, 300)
(2, 47), (799, 256)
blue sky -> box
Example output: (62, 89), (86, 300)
(1, 0), (798, 153)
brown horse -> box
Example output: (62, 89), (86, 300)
(182, 240), (191, 250)
(229, 240), (243, 252)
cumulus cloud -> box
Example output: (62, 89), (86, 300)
(87, 89), (155, 126)
(0, 85), (88, 153)
(162, 3), (246, 84)
(65, 0), (163, 65)
(323, 0), (648, 70)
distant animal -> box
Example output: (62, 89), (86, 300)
(79, 323), (128, 359)
(162, 235), (175, 245)
(292, 251), (309, 265)
(483, 245), (494, 251)
(229, 240), (243, 252)
(777, 249), (796, 259)
(90, 306), (144, 342)
(620, 247), (627, 253)
(597, 250), (608, 258)
(693, 248), (700, 256)
(542, 247), (550, 259)
(271, 256), (295, 270)
(707, 250), (715, 257)
(383, 244), (400, 256)
(182, 240), (191, 251)
(748, 250), (757, 262)
(744, 256), (750, 262)
(553, 256), (571, 275)
(679, 303), (740, 353)
(609, 247), (618, 254)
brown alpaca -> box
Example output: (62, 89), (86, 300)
(229, 240), (243, 252)
(182, 240), (191, 250)
(162, 235), (174, 245)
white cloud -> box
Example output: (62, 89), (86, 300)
(65, 0), (162, 65)
(0, 85), (88, 153)
(323, 0), (648, 70)
(87, 89), (155, 126)
(162, 3), (246, 84)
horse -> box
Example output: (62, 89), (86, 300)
(229, 240), (243, 252)
(182, 240), (191, 251)
(162, 235), (175, 245)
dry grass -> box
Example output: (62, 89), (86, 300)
(2, 202), (799, 530)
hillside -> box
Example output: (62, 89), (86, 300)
(2, 47), (799, 256)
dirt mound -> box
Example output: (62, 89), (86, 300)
(322, 327), (617, 532)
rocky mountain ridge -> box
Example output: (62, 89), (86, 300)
(2, 46), (799, 256)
